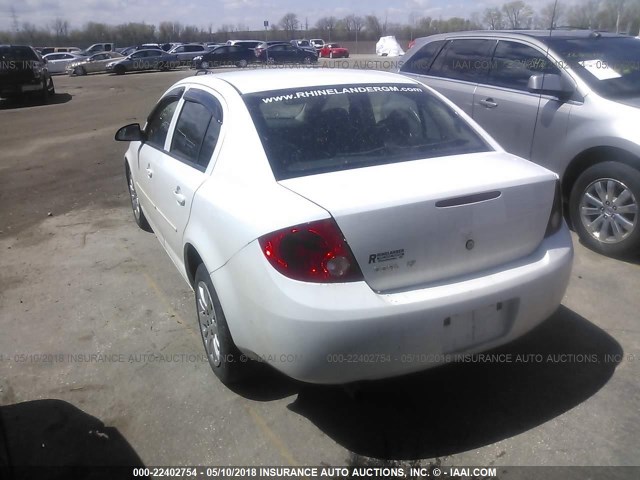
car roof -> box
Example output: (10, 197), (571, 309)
(185, 69), (418, 95)
(416, 29), (625, 43)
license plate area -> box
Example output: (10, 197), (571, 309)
(442, 300), (516, 353)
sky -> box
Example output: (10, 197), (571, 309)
(0, 0), (565, 32)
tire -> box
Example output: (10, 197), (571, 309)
(266, 57), (275, 65)
(201, 60), (210, 69)
(237, 59), (248, 68)
(569, 161), (640, 257)
(40, 77), (54, 104)
(115, 65), (126, 75)
(125, 165), (152, 232)
(303, 56), (311, 65)
(194, 264), (247, 384)
(75, 66), (86, 76)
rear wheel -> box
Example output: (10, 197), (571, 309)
(201, 60), (210, 69)
(75, 66), (86, 76)
(570, 161), (640, 257)
(303, 56), (312, 65)
(194, 264), (247, 384)
(237, 59), (248, 68)
(115, 65), (126, 75)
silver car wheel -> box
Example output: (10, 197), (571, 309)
(197, 281), (221, 367)
(201, 61), (209, 69)
(580, 177), (638, 244)
(128, 174), (141, 221)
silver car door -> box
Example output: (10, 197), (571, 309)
(473, 40), (572, 162)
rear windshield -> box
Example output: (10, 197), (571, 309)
(243, 84), (491, 180)
(543, 36), (640, 99)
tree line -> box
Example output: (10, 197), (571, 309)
(1, 1), (639, 48)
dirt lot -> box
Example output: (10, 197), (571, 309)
(1, 64), (639, 474)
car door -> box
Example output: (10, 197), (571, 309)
(129, 51), (147, 71)
(135, 88), (185, 242)
(409, 39), (496, 116)
(88, 53), (107, 72)
(152, 88), (225, 267)
(472, 40), (572, 162)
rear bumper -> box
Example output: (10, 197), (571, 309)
(211, 225), (573, 384)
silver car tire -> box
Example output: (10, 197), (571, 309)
(201, 61), (210, 69)
(126, 165), (152, 232)
(194, 264), (247, 384)
(570, 161), (640, 257)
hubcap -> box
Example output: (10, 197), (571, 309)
(201, 61), (209, 69)
(128, 175), (140, 220)
(580, 177), (638, 244)
(197, 281), (221, 367)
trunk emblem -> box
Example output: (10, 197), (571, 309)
(466, 239), (475, 250)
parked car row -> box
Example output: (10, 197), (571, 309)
(193, 41), (319, 69)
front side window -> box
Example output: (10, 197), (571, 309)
(244, 84), (491, 180)
(430, 39), (496, 83)
(145, 97), (180, 148)
(543, 36), (640, 99)
(488, 41), (560, 91)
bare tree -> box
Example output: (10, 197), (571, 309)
(566, 0), (601, 28)
(280, 13), (299, 39)
(502, 1), (534, 29)
(538, 1), (565, 29)
(365, 15), (383, 39)
(316, 16), (337, 41)
(483, 7), (505, 29)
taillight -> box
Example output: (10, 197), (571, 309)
(258, 219), (363, 283)
(545, 180), (563, 237)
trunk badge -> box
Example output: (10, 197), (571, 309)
(466, 239), (475, 250)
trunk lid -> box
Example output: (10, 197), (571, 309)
(279, 151), (557, 292)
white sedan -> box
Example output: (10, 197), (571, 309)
(43, 52), (85, 74)
(115, 69), (573, 385)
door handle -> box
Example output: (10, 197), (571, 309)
(146, 166), (153, 178)
(174, 187), (186, 206)
(479, 98), (498, 109)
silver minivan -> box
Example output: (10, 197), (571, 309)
(400, 30), (640, 258)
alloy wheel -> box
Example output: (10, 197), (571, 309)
(579, 177), (638, 244)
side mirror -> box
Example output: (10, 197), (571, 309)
(115, 123), (144, 142)
(527, 74), (574, 99)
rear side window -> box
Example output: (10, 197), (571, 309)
(401, 40), (446, 75)
(3, 47), (37, 61)
(430, 39), (496, 82)
(488, 41), (560, 91)
(243, 84), (491, 180)
(170, 91), (224, 169)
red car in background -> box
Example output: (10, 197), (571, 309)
(319, 43), (349, 58)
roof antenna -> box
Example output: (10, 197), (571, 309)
(549, 0), (559, 36)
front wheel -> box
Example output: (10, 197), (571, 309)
(237, 59), (248, 68)
(303, 56), (312, 65)
(126, 166), (152, 232)
(569, 161), (640, 257)
(194, 264), (247, 384)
